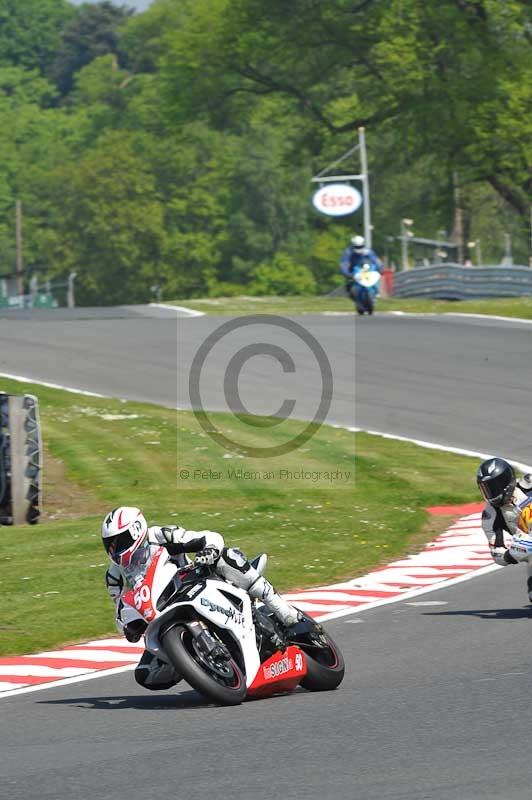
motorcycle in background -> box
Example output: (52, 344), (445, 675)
(347, 263), (381, 315)
(508, 503), (532, 564)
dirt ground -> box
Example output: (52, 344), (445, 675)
(40, 447), (102, 522)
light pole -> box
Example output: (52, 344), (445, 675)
(15, 199), (23, 303)
(67, 272), (77, 309)
(468, 240), (482, 266)
(529, 206), (532, 267)
(502, 232), (513, 265)
(401, 218), (414, 270)
(358, 127), (372, 249)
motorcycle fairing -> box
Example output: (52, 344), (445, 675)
(247, 645), (307, 698)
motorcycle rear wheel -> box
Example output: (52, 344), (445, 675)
(292, 615), (345, 691)
(162, 625), (246, 706)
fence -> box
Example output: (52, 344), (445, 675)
(0, 271), (76, 309)
(393, 263), (532, 300)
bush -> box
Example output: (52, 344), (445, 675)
(249, 254), (317, 296)
(307, 228), (351, 292)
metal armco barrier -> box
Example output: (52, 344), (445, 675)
(0, 394), (42, 525)
(393, 263), (532, 300)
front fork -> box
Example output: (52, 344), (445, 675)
(186, 620), (230, 664)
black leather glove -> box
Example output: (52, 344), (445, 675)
(194, 547), (220, 566)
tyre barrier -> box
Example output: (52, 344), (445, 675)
(0, 393), (42, 525)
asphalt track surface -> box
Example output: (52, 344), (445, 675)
(0, 305), (356, 425)
(2, 306), (532, 800)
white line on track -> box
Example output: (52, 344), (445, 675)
(1, 562), (500, 699)
(149, 302), (205, 317)
(385, 311), (532, 325)
(338, 423), (532, 473)
(0, 372), (107, 397)
(3, 309), (528, 698)
(0, 665), (136, 700)
(316, 563), (500, 622)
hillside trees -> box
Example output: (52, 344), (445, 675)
(0, 0), (74, 73)
(155, 0), (531, 261)
(43, 131), (166, 305)
(51, 1), (133, 95)
(0, 0), (530, 304)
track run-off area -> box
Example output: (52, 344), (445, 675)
(2, 306), (532, 800)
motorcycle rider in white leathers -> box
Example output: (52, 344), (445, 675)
(477, 458), (532, 601)
(102, 506), (299, 690)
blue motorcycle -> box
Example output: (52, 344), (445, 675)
(347, 264), (380, 315)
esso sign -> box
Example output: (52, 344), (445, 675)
(312, 184), (362, 217)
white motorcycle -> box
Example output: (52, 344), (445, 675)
(120, 546), (345, 705)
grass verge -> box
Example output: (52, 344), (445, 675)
(167, 294), (532, 318)
(1, 376), (481, 656)
(167, 295), (354, 315)
(379, 296), (532, 317)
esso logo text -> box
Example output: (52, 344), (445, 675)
(312, 184), (362, 217)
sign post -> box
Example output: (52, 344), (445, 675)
(311, 127), (372, 247)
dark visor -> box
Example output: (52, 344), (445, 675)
(479, 474), (511, 502)
(104, 529), (135, 558)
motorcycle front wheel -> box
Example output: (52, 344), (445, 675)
(355, 287), (374, 315)
(162, 625), (246, 706)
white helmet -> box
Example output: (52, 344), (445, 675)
(351, 235), (365, 251)
(102, 506), (148, 567)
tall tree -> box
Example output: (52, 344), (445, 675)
(156, 0), (531, 221)
(45, 131), (166, 304)
(52, 1), (133, 95)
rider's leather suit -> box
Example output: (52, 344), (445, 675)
(481, 477), (532, 602)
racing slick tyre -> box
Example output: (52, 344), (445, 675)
(356, 288), (374, 316)
(300, 634), (345, 691)
(291, 614), (345, 691)
(162, 624), (247, 706)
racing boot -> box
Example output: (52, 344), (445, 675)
(527, 575), (532, 604)
(248, 576), (299, 628)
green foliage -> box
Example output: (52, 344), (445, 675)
(51, 0), (133, 95)
(0, 0), (74, 74)
(250, 254), (317, 296)
(307, 227), (350, 292)
(0, 0), (529, 303)
(45, 131), (166, 305)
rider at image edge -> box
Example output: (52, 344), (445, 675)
(102, 506), (301, 691)
(340, 234), (382, 316)
(477, 457), (532, 600)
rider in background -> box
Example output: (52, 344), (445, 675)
(477, 458), (532, 601)
(340, 235), (382, 310)
(102, 506), (299, 690)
